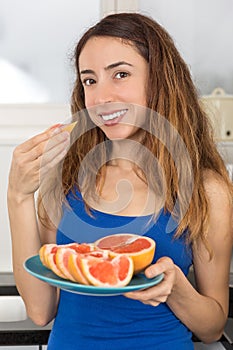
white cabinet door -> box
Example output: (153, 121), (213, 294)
(0, 145), (15, 271)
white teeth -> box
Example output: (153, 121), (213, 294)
(100, 109), (127, 121)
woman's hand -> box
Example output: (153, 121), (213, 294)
(8, 126), (70, 200)
(124, 257), (178, 307)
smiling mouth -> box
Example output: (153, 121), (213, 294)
(99, 109), (128, 122)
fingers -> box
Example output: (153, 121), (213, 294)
(16, 127), (56, 154)
(18, 128), (69, 163)
(124, 257), (176, 307)
(46, 130), (70, 154)
(39, 139), (70, 178)
(145, 257), (174, 278)
(9, 126), (71, 197)
(125, 279), (172, 304)
(12, 129), (70, 177)
(33, 131), (70, 184)
(124, 289), (170, 307)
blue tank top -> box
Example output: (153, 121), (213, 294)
(47, 190), (193, 350)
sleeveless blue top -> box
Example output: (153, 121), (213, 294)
(47, 190), (193, 350)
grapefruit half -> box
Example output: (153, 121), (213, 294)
(95, 234), (156, 274)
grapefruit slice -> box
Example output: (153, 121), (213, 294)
(70, 242), (95, 254)
(80, 255), (134, 287)
(48, 121), (77, 134)
(68, 249), (110, 284)
(39, 244), (57, 269)
(62, 121), (77, 133)
(39, 244), (67, 279)
(39, 243), (78, 280)
(95, 234), (156, 274)
(46, 250), (67, 279)
(68, 252), (89, 285)
(55, 247), (78, 281)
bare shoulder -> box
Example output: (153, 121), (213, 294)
(202, 169), (233, 243)
(203, 169), (232, 207)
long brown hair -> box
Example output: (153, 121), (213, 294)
(38, 13), (232, 253)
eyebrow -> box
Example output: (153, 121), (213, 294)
(80, 61), (133, 75)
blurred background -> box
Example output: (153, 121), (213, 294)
(0, 0), (232, 104)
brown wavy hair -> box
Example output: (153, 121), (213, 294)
(38, 13), (232, 254)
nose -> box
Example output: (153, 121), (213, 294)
(93, 81), (114, 106)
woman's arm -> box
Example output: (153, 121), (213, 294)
(168, 173), (232, 342)
(8, 193), (59, 326)
(125, 172), (233, 343)
(7, 127), (70, 326)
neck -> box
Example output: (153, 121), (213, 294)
(109, 139), (142, 170)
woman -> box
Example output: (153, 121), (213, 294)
(8, 13), (233, 350)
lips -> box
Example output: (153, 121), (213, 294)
(98, 109), (128, 126)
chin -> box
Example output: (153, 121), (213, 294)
(102, 125), (139, 140)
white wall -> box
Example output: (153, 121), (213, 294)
(139, 0), (233, 94)
(0, 0), (100, 103)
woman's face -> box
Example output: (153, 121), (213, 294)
(78, 36), (148, 140)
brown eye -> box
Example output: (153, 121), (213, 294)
(115, 72), (129, 79)
(83, 78), (96, 86)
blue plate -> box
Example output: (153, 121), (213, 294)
(24, 255), (164, 296)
